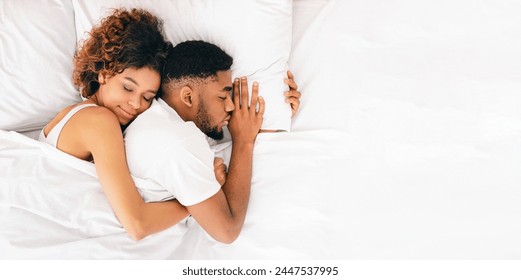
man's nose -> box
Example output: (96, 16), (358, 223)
(225, 95), (235, 112)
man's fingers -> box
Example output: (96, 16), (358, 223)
(241, 77), (249, 109)
(257, 96), (265, 116)
(250, 81), (259, 112)
(233, 78), (240, 106)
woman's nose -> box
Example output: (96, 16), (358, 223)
(128, 96), (140, 110)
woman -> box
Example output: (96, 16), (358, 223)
(39, 8), (188, 240)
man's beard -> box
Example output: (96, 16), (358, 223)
(195, 100), (225, 140)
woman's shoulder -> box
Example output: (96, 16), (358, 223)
(66, 103), (121, 138)
(48, 103), (122, 160)
(73, 104), (118, 123)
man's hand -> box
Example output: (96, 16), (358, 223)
(186, 77), (263, 244)
(228, 77), (265, 144)
(213, 157), (227, 186)
(284, 70), (301, 118)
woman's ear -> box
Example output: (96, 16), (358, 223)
(180, 86), (194, 108)
(98, 72), (106, 85)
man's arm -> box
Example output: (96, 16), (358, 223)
(187, 77), (264, 244)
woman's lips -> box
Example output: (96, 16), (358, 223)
(119, 107), (136, 119)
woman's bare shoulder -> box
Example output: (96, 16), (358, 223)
(52, 104), (122, 160)
(74, 105), (118, 124)
(72, 106), (121, 140)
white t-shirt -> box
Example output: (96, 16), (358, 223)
(123, 98), (221, 206)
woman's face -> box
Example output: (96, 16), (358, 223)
(96, 67), (160, 125)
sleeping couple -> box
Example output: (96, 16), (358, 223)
(39, 8), (301, 243)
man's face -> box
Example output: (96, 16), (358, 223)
(194, 70), (234, 140)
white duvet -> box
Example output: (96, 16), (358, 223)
(0, 129), (350, 259)
(2, 0), (521, 260)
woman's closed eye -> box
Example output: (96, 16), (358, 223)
(123, 85), (133, 92)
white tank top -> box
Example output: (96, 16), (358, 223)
(39, 104), (98, 147)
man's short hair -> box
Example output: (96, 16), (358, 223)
(160, 40), (233, 96)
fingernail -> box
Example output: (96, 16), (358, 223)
(259, 96), (263, 100)
(253, 82), (258, 86)
(285, 98), (289, 103)
(284, 91), (289, 96)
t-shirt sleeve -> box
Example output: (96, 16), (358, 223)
(149, 135), (221, 206)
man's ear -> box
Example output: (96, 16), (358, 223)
(180, 85), (194, 108)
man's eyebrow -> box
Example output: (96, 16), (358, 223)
(222, 86), (233, 92)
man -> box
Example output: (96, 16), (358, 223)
(124, 41), (300, 243)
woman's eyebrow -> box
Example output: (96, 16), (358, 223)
(124, 77), (157, 94)
(124, 77), (139, 86)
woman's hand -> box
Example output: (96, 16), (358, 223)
(213, 157), (227, 186)
(284, 70), (301, 118)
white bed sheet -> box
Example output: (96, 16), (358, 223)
(290, 0), (521, 258)
(1, 0), (521, 260)
(0, 128), (349, 259)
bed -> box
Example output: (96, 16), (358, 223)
(1, 0), (521, 260)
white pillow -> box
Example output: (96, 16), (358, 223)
(71, 0), (293, 131)
(0, 0), (81, 132)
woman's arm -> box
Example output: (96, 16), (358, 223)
(75, 107), (189, 240)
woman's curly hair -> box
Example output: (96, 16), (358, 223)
(73, 8), (170, 98)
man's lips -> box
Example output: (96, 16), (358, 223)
(223, 115), (231, 126)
